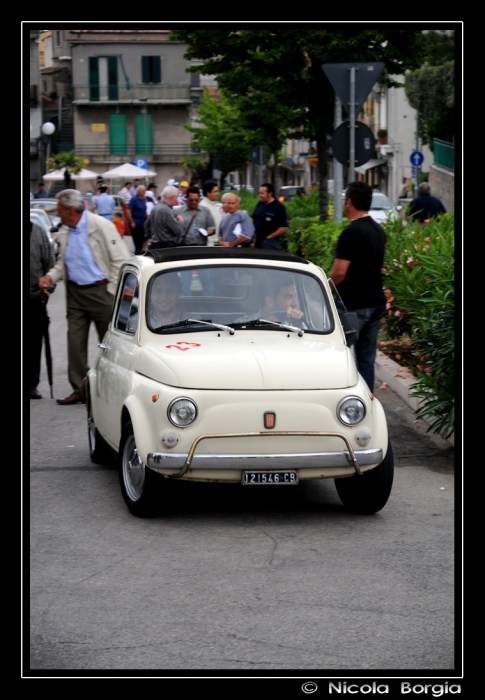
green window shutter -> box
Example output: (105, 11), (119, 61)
(141, 56), (161, 83)
(152, 56), (161, 83)
(108, 56), (118, 101)
(110, 114), (126, 155)
(89, 57), (99, 102)
(142, 56), (151, 84)
(135, 113), (152, 154)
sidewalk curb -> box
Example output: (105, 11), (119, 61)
(374, 350), (454, 448)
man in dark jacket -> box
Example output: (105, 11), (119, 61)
(30, 221), (55, 399)
(408, 182), (446, 223)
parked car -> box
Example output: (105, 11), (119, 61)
(368, 192), (403, 224)
(30, 198), (61, 228)
(85, 247), (394, 518)
(29, 208), (59, 259)
(278, 186), (306, 202)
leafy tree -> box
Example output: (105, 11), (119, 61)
(46, 150), (90, 190)
(179, 155), (209, 181)
(171, 29), (426, 220)
(405, 30), (455, 148)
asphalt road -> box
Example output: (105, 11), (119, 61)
(27, 281), (458, 677)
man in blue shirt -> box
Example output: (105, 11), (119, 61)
(251, 182), (289, 250)
(127, 185), (147, 253)
(93, 185), (115, 220)
(33, 182), (50, 199)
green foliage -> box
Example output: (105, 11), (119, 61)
(185, 88), (263, 176)
(405, 60), (454, 146)
(381, 213), (455, 438)
(46, 150), (90, 189)
(284, 186), (320, 219)
(179, 156), (208, 179)
(283, 213), (342, 273)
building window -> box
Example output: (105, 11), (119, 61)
(135, 113), (152, 154)
(110, 114), (127, 155)
(89, 56), (118, 101)
(55, 31), (61, 47)
(141, 56), (161, 84)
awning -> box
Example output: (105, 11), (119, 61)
(355, 158), (387, 174)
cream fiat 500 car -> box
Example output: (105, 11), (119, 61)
(85, 247), (393, 517)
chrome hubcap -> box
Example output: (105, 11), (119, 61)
(123, 434), (145, 501)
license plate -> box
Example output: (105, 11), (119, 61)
(242, 471), (299, 485)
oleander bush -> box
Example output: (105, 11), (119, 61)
(381, 211), (455, 439)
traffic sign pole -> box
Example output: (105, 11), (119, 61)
(334, 96), (343, 224)
(349, 66), (356, 182)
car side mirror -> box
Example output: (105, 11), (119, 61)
(340, 311), (359, 344)
(396, 205), (403, 212)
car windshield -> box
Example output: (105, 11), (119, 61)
(371, 193), (393, 210)
(146, 265), (333, 334)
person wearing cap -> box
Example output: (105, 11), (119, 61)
(177, 181), (189, 206)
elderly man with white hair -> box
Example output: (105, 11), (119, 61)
(144, 185), (186, 249)
(218, 193), (254, 247)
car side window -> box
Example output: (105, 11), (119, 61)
(115, 272), (139, 334)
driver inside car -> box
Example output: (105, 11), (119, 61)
(149, 273), (183, 328)
(236, 274), (305, 324)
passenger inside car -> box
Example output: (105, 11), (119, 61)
(148, 273), (183, 329)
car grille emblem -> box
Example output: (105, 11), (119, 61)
(264, 412), (276, 429)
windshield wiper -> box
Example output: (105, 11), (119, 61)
(155, 318), (235, 334)
(187, 318), (235, 335)
(232, 318), (305, 336)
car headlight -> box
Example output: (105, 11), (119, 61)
(337, 396), (366, 426)
(168, 398), (198, 427)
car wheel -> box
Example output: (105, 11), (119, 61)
(118, 420), (161, 517)
(87, 391), (115, 466)
(334, 440), (394, 514)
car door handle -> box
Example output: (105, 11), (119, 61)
(98, 343), (108, 349)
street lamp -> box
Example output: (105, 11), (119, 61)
(41, 121), (56, 174)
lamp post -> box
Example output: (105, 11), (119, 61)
(41, 121), (56, 175)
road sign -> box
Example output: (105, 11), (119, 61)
(331, 121), (375, 167)
(410, 151), (424, 167)
(135, 158), (147, 169)
(251, 145), (266, 166)
(322, 62), (384, 117)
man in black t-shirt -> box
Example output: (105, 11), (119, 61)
(251, 182), (289, 250)
(329, 181), (386, 392)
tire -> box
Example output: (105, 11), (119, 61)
(334, 440), (394, 514)
(87, 391), (115, 466)
(118, 420), (161, 517)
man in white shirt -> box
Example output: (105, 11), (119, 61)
(199, 180), (222, 247)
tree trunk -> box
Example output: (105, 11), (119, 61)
(316, 138), (329, 222)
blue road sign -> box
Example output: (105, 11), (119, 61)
(135, 158), (147, 169)
(410, 151), (424, 167)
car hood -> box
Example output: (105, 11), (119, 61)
(135, 335), (357, 390)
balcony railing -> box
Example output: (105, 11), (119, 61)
(433, 139), (454, 171)
(72, 84), (191, 102)
(74, 143), (207, 161)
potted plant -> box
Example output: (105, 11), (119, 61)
(377, 129), (388, 145)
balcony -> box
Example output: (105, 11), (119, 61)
(433, 139), (454, 171)
(72, 84), (191, 103)
(74, 143), (207, 162)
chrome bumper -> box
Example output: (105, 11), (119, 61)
(146, 431), (383, 478)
